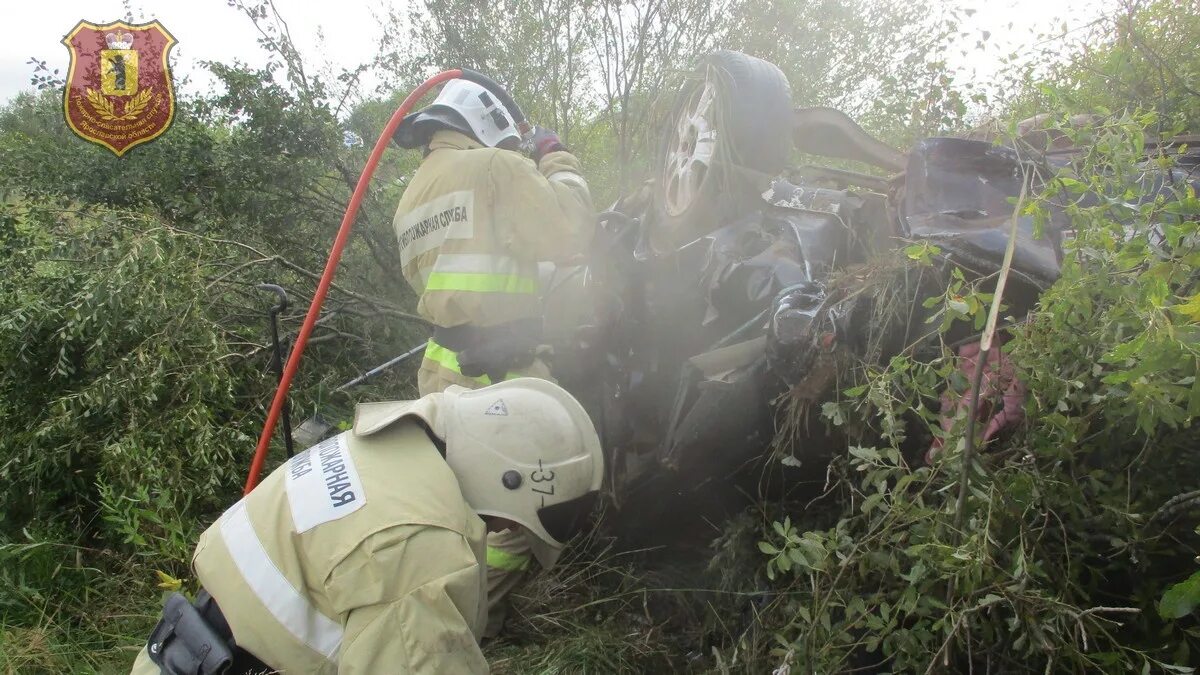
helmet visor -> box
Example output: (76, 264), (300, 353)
(536, 490), (599, 545)
(393, 107), (476, 148)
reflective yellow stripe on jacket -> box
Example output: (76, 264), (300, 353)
(424, 272), (538, 294)
(392, 130), (592, 330)
(486, 546), (531, 572)
(190, 424), (489, 674)
(420, 253), (539, 295)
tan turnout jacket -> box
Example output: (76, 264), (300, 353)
(130, 418), (488, 674)
(391, 130), (593, 393)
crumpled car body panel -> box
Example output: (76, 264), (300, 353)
(547, 114), (1200, 525)
(900, 138), (1064, 290)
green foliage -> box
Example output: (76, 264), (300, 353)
(0, 65), (424, 669)
(483, 533), (685, 674)
(1012, 0), (1200, 134)
(1160, 570), (1200, 620)
(0, 206), (259, 552)
(2, 0), (1199, 671)
(0, 532), (161, 673)
(753, 108), (1200, 673)
(0, 204), (280, 672)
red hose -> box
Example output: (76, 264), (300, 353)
(243, 69), (463, 494)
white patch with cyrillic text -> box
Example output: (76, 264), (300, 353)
(285, 435), (366, 533)
(395, 190), (475, 267)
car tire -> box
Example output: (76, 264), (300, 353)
(651, 50), (793, 252)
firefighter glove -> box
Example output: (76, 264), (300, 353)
(530, 126), (566, 162)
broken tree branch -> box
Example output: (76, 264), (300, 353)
(954, 162), (1030, 533)
(170, 225), (431, 327)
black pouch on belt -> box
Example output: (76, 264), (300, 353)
(146, 591), (235, 674)
(436, 318), (543, 382)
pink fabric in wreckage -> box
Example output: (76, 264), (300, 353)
(929, 338), (1027, 462)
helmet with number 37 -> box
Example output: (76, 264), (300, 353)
(353, 378), (604, 568)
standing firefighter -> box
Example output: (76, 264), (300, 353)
(131, 379), (603, 674)
(390, 78), (594, 634)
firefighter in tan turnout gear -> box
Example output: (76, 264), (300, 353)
(390, 78), (595, 635)
(130, 378), (603, 674)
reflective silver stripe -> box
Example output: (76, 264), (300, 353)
(546, 170), (587, 189)
(395, 190), (475, 267)
(219, 501), (343, 661)
(432, 253), (524, 275)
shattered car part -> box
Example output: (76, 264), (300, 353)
(767, 282), (826, 386)
(900, 137), (1064, 294)
(792, 107), (907, 172)
(534, 51), (1198, 524)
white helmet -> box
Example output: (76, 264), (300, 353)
(393, 79), (521, 149)
(353, 378), (604, 568)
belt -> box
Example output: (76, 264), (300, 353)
(432, 318), (543, 352)
(430, 318), (543, 382)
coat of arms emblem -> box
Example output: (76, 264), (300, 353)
(62, 20), (177, 156)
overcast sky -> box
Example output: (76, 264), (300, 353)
(3, 0), (1109, 107)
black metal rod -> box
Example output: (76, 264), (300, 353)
(334, 342), (428, 393)
(257, 284), (295, 457)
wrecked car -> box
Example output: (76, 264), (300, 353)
(536, 50), (1200, 522)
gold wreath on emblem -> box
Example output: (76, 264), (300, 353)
(84, 87), (155, 121)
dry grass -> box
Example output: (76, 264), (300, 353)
(483, 506), (779, 674)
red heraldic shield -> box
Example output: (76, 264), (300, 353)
(62, 20), (177, 156)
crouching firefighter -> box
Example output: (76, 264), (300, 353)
(130, 378), (603, 674)
(390, 78), (594, 635)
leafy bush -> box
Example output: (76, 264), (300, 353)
(0, 204), (260, 548)
(754, 112), (1200, 673)
(0, 204), (257, 668)
(2, 1), (1198, 672)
